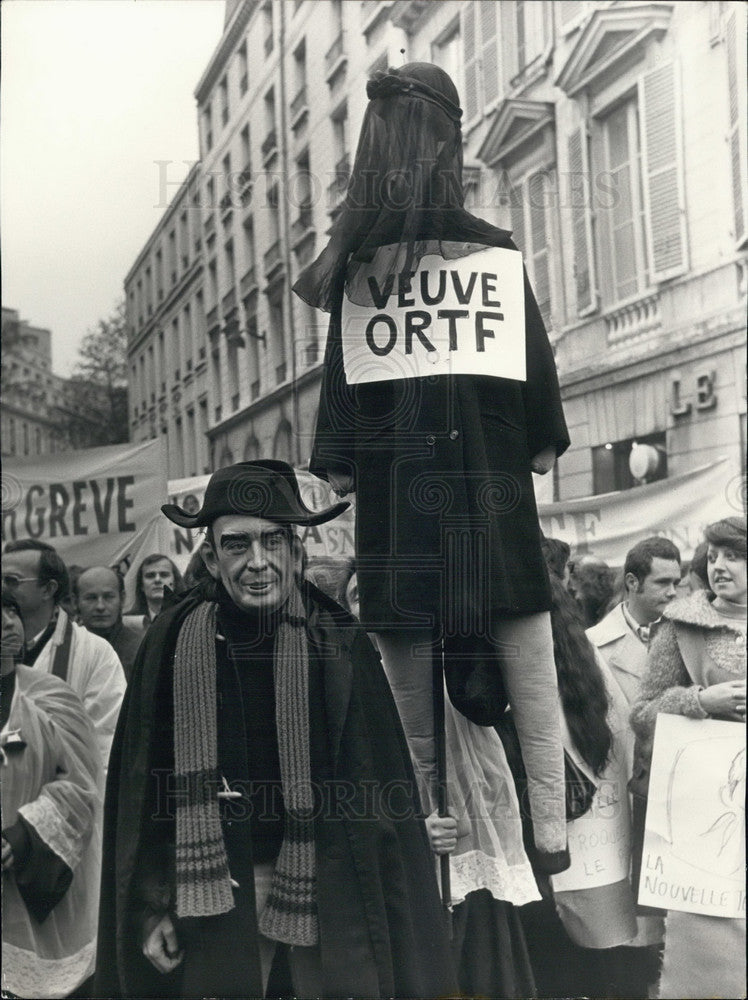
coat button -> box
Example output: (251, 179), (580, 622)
(426, 434), (436, 445)
(449, 430), (459, 440)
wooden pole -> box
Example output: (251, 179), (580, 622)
(433, 638), (452, 928)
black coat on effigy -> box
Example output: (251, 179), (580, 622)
(309, 224), (570, 632)
(94, 582), (457, 999)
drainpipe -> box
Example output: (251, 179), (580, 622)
(277, 0), (301, 467)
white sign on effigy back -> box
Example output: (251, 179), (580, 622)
(341, 245), (526, 385)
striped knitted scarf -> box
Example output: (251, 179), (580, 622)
(172, 589), (318, 945)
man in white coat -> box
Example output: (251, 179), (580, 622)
(587, 536), (682, 706)
(587, 535), (682, 994)
(2, 539), (126, 770)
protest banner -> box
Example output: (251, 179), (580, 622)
(537, 457), (741, 563)
(638, 715), (745, 919)
(1, 439), (168, 567)
(341, 245), (525, 385)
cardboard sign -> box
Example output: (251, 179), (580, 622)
(341, 245), (526, 385)
(638, 715), (745, 919)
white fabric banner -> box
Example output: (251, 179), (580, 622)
(638, 714), (745, 919)
(1, 439), (168, 567)
(538, 457), (741, 564)
(341, 245), (526, 385)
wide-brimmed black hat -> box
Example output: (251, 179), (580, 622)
(161, 460), (349, 529)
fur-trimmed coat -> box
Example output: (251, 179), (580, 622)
(630, 591), (747, 758)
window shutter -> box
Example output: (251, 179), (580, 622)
(501, 1), (517, 93)
(726, 10), (747, 245)
(528, 172), (551, 327)
(559, 0), (583, 33)
(480, 1), (500, 107)
(567, 126), (597, 314)
(462, 3), (480, 124)
(640, 61), (688, 280)
(509, 176), (527, 255)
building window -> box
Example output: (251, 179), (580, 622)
(219, 76), (229, 126)
(268, 291), (286, 385)
(291, 39), (308, 123)
(596, 98), (650, 306)
(203, 104), (213, 153)
(432, 19), (461, 90)
(263, 1), (273, 56)
(508, 168), (556, 328)
(273, 420), (293, 464)
(238, 41), (248, 96)
(503, 0), (551, 83)
(180, 210), (190, 269)
(240, 124), (251, 172)
(462, 1), (500, 124)
(262, 87), (277, 162)
(155, 249), (164, 301)
(592, 431), (667, 495)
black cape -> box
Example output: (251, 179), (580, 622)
(95, 582), (457, 998)
(310, 219), (569, 631)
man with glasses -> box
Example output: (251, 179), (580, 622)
(3, 539), (126, 769)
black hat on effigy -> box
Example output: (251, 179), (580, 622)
(161, 460), (349, 529)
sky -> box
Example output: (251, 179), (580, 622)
(1, 0), (226, 375)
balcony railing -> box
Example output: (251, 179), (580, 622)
(291, 206), (313, 244)
(290, 86), (308, 125)
(325, 33), (345, 76)
(240, 265), (258, 298)
(605, 292), (661, 345)
(263, 239), (283, 274)
(261, 129), (278, 161)
(221, 288), (236, 314)
(206, 306), (219, 333)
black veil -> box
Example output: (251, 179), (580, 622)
(293, 63), (510, 313)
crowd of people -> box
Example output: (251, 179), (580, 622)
(2, 506), (744, 999)
(3, 61), (745, 1000)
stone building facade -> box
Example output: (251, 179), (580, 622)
(1, 308), (69, 459)
(125, 0), (747, 496)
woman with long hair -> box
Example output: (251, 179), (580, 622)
(125, 553), (183, 625)
(501, 576), (639, 998)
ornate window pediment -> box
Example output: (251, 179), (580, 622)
(478, 99), (555, 167)
(555, 2), (673, 96)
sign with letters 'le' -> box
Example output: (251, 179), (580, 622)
(341, 245), (526, 385)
